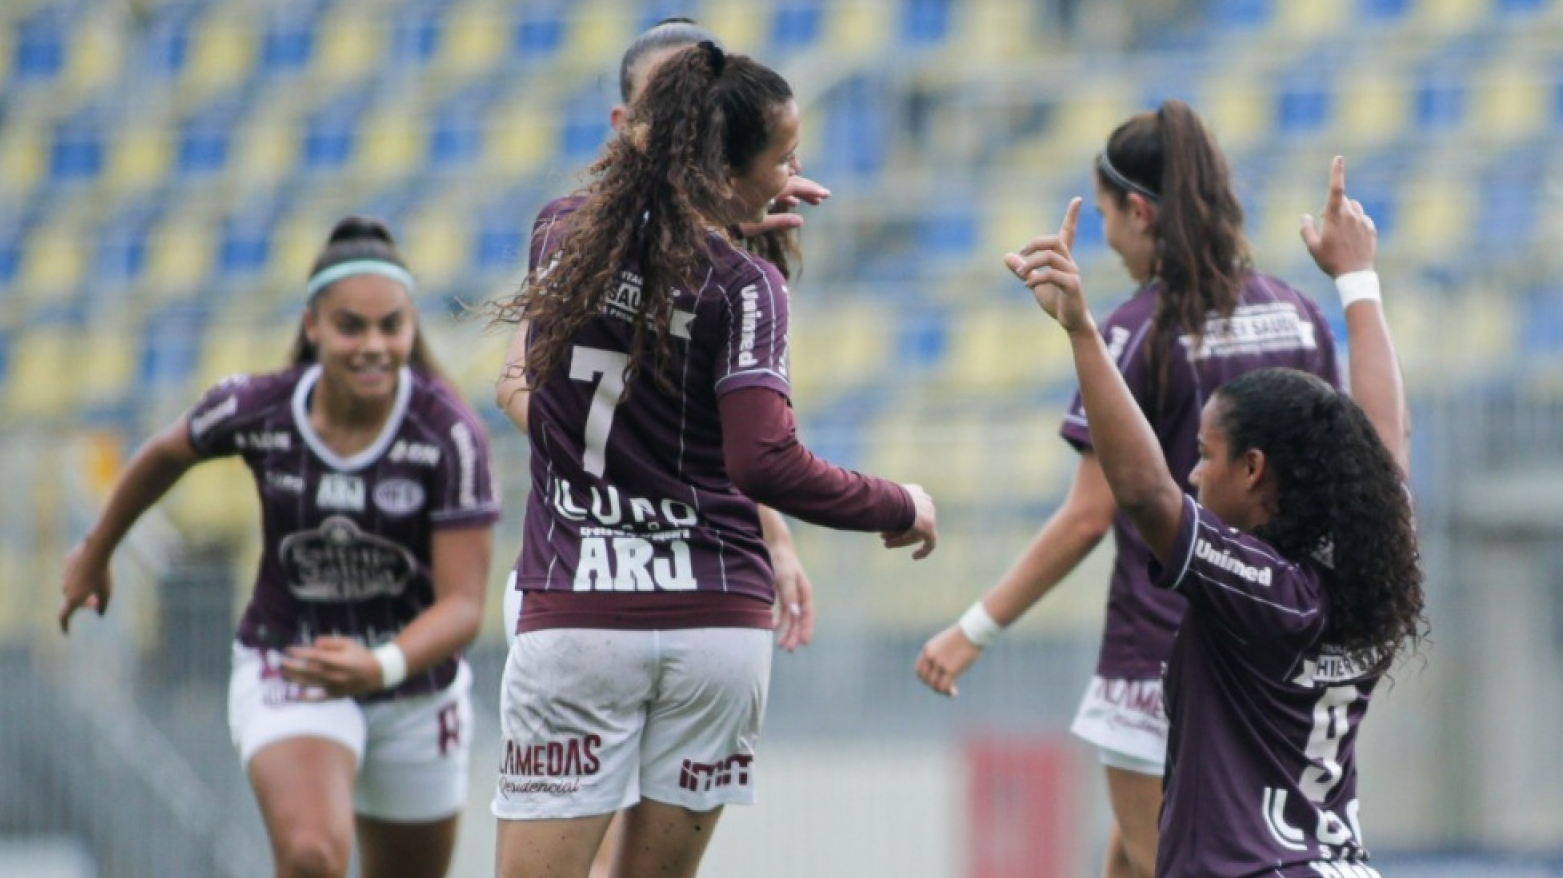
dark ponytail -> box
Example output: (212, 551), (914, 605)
(496, 45), (793, 396)
(1099, 99), (1251, 416)
(289, 216), (450, 386)
(1214, 368), (1426, 667)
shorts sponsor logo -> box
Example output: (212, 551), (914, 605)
(389, 440), (440, 466)
(279, 515), (417, 601)
(317, 473), (366, 511)
(1194, 538), (1273, 586)
(373, 478), (426, 516)
(190, 395), (238, 439)
(1095, 678), (1167, 723)
(678, 753), (753, 792)
(497, 735), (601, 798)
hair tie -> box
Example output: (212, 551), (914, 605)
(1098, 151), (1160, 203)
(699, 40), (725, 77)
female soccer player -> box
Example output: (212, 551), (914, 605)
(488, 42), (937, 878)
(494, 17), (831, 654)
(916, 100), (1341, 878)
(59, 217), (501, 878)
(1001, 155), (1424, 878)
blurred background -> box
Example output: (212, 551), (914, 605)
(1, 0), (1562, 875)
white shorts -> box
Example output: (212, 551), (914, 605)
(1069, 675), (1167, 775)
(228, 644), (474, 821)
(492, 627), (771, 821)
(502, 570), (522, 648)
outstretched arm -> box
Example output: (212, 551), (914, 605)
(1300, 155), (1408, 475)
(1005, 198), (1184, 562)
(60, 418), (201, 632)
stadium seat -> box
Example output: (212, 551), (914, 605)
(259, 3), (317, 76)
(1412, 65), (1466, 133)
(486, 92), (559, 176)
(78, 323), (140, 415)
(1336, 69), (1411, 145)
(788, 299), (895, 406)
(300, 88), (373, 173)
(17, 220), (86, 304)
(218, 208), (277, 282)
(901, 0), (953, 46)
(311, 2), (383, 83)
(771, 0), (823, 52)
(65, 10), (126, 93)
(49, 107), (107, 184)
(1274, 0), (1351, 36)
(104, 123), (172, 194)
(698, 0), (768, 52)
(0, 126), (45, 202)
(826, 0), (892, 55)
(940, 305), (1072, 396)
(1469, 60), (1549, 141)
(12, 6), (66, 83)
(388, 0), (445, 69)
(177, 96), (249, 179)
(164, 457), (260, 543)
(513, 1), (568, 61)
(403, 204), (472, 292)
(2, 323), (77, 420)
(435, 0), (509, 75)
(182, 7), (256, 100)
(356, 103), (426, 182)
(90, 205), (160, 294)
(142, 212), (217, 303)
(563, 0), (634, 65)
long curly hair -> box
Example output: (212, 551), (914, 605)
(1098, 99), (1252, 417)
(1214, 368), (1426, 667)
(492, 43), (793, 395)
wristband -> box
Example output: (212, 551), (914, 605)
(1335, 270), (1381, 308)
(372, 643), (408, 689)
(958, 602), (1005, 649)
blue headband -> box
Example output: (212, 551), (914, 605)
(1098, 152), (1160, 203)
(305, 259), (417, 299)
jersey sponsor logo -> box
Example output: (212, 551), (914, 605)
(373, 478), (426, 516)
(1291, 646), (1381, 687)
(190, 395), (238, 439)
(678, 753), (753, 792)
(550, 479), (698, 529)
(278, 515), (417, 601)
(573, 533), (697, 592)
(388, 439), (440, 466)
(737, 284), (762, 367)
(1194, 538), (1273, 586)
(1104, 325), (1131, 362)
(265, 470), (305, 494)
(317, 473), (366, 511)
(235, 431), (291, 451)
(450, 422), (478, 508)
(1183, 302), (1318, 360)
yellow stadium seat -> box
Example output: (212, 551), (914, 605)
(827, 0), (892, 55)
(403, 207), (471, 291)
(65, 12), (125, 93)
(1200, 75), (1271, 151)
(941, 306), (1071, 395)
(141, 214), (217, 304)
(313, 5), (383, 83)
(229, 119), (298, 189)
(3, 326), (77, 419)
(181, 10), (256, 100)
(0, 126), (44, 201)
(565, 0), (633, 66)
(165, 457), (259, 543)
(983, 197), (1053, 266)
(1336, 70), (1410, 147)
(267, 210), (333, 292)
(1396, 175), (1473, 260)
(1415, 0), (1486, 32)
(192, 322), (294, 394)
(18, 222), (87, 300)
(1471, 62), (1548, 143)
(435, 1), (508, 75)
(700, 0), (769, 52)
(788, 299), (893, 405)
(1038, 83), (1138, 160)
(1252, 181), (1316, 264)
(1274, 0), (1351, 36)
(78, 324), (139, 410)
(954, 0), (1032, 62)
(356, 105), (424, 182)
(486, 97), (558, 176)
(105, 125), (172, 194)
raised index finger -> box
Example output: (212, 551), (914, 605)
(1059, 197), (1082, 252)
(1326, 155), (1346, 215)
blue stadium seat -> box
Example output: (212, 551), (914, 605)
(1413, 67), (1466, 133)
(897, 305), (949, 370)
(139, 302), (210, 393)
(218, 207), (277, 282)
(637, 0), (693, 34)
(13, 7), (66, 82)
(1518, 286), (1563, 355)
(178, 96), (248, 178)
(902, 0), (952, 46)
(771, 0), (823, 52)
(559, 85), (611, 165)
(1358, 0), (1412, 23)
(513, 2), (567, 61)
(49, 107), (107, 184)
(920, 210), (978, 262)
(817, 75), (888, 178)
(91, 203), (161, 292)
(428, 80), (502, 170)
(260, 4), (321, 75)
(1206, 0), (1275, 31)
(1273, 77), (1331, 134)
(140, 2), (201, 78)
(390, 0), (448, 68)
(301, 89), (372, 172)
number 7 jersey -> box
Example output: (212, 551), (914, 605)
(513, 197), (790, 633)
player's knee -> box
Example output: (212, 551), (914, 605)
(274, 828), (351, 878)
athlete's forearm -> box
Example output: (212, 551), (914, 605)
(82, 420), (200, 564)
(392, 526), (492, 674)
(983, 505), (1107, 626)
(1343, 298), (1408, 475)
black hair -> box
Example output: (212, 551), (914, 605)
(288, 216), (449, 385)
(1099, 99), (1252, 417)
(1213, 368), (1426, 667)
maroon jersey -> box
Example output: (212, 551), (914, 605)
(186, 364), (501, 698)
(514, 197), (854, 632)
(1060, 274), (1340, 679)
(1153, 494), (1382, 878)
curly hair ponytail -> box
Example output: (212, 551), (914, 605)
(1214, 368), (1426, 666)
(495, 44), (793, 396)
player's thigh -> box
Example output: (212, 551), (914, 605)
(639, 627), (771, 810)
(493, 628), (656, 821)
(356, 814), (460, 878)
(497, 813), (616, 878)
(247, 738), (358, 877)
(613, 799), (724, 878)
(1104, 764), (1162, 877)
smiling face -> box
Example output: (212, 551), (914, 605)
(1094, 178), (1157, 284)
(303, 273), (416, 408)
(728, 99), (800, 222)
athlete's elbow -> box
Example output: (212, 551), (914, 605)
(727, 455), (786, 508)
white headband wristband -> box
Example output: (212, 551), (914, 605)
(306, 259), (417, 298)
(372, 642), (408, 689)
(958, 602), (1005, 649)
(1335, 270), (1381, 308)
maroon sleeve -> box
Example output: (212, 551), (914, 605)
(719, 387), (914, 533)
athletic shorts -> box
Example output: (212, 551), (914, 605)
(502, 570), (522, 648)
(1069, 674), (1167, 775)
(491, 627), (771, 821)
(228, 643), (474, 822)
